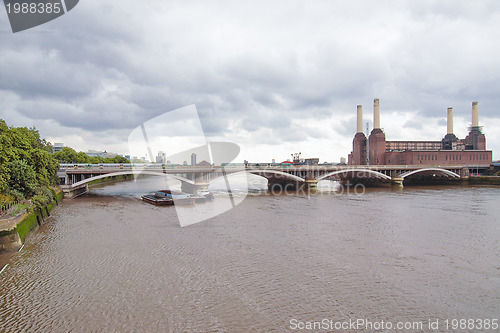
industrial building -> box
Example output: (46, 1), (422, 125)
(348, 99), (492, 171)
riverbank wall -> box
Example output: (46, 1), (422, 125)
(0, 189), (63, 252)
(467, 176), (500, 185)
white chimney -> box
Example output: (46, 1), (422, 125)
(357, 105), (363, 133)
(447, 107), (453, 134)
(373, 98), (380, 129)
(472, 101), (479, 127)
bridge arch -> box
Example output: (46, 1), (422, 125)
(317, 168), (392, 181)
(246, 169), (305, 182)
(400, 168), (460, 179)
(69, 170), (194, 188)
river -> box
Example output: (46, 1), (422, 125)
(0, 176), (499, 332)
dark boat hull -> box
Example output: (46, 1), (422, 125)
(141, 195), (173, 206)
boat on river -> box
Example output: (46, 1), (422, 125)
(155, 190), (196, 205)
(141, 194), (174, 206)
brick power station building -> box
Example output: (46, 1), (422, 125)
(348, 99), (492, 170)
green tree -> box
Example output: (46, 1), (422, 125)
(0, 120), (18, 191)
(50, 144), (130, 164)
(0, 120), (60, 195)
(6, 160), (38, 197)
(31, 188), (52, 210)
(53, 147), (78, 163)
(76, 151), (90, 163)
(112, 155), (129, 163)
(89, 156), (105, 164)
(28, 148), (59, 186)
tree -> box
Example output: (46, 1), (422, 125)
(53, 147), (78, 163)
(6, 160), (38, 197)
(52, 147), (130, 164)
(0, 120), (60, 196)
(113, 155), (129, 163)
(76, 151), (90, 163)
(28, 148), (60, 186)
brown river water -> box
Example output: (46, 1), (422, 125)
(0, 176), (499, 332)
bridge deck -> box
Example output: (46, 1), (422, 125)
(60, 164), (470, 174)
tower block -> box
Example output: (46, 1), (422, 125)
(348, 105), (367, 165)
(368, 98), (386, 165)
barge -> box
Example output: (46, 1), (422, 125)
(141, 194), (174, 206)
(155, 190), (196, 205)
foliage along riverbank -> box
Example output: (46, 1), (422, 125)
(0, 119), (59, 210)
(0, 188), (63, 252)
(1, 119), (130, 208)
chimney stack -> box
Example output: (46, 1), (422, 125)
(472, 101), (479, 127)
(447, 107), (453, 134)
(357, 105), (363, 133)
(373, 98), (380, 129)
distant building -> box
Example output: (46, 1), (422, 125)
(340, 157), (347, 164)
(196, 160), (211, 167)
(348, 100), (492, 172)
(52, 143), (64, 153)
(86, 150), (118, 159)
(492, 161), (500, 173)
(304, 158), (319, 165)
(191, 153), (197, 166)
(156, 151), (166, 164)
(86, 150), (102, 157)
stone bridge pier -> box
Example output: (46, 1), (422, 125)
(61, 184), (88, 199)
(301, 170), (319, 189)
(182, 171), (210, 194)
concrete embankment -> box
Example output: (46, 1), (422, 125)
(468, 176), (500, 185)
(0, 190), (63, 252)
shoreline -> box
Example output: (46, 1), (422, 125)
(0, 189), (63, 253)
(467, 175), (500, 185)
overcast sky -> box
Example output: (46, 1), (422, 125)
(1, 0), (499, 162)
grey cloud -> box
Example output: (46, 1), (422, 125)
(403, 120), (423, 130)
(0, 0), (499, 158)
(241, 110), (292, 133)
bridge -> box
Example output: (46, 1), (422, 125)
(58, 163), (467, 198)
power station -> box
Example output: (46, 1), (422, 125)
(348, 100), (492, 171)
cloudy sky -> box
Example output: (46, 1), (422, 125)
(1, 0), (499, 162)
